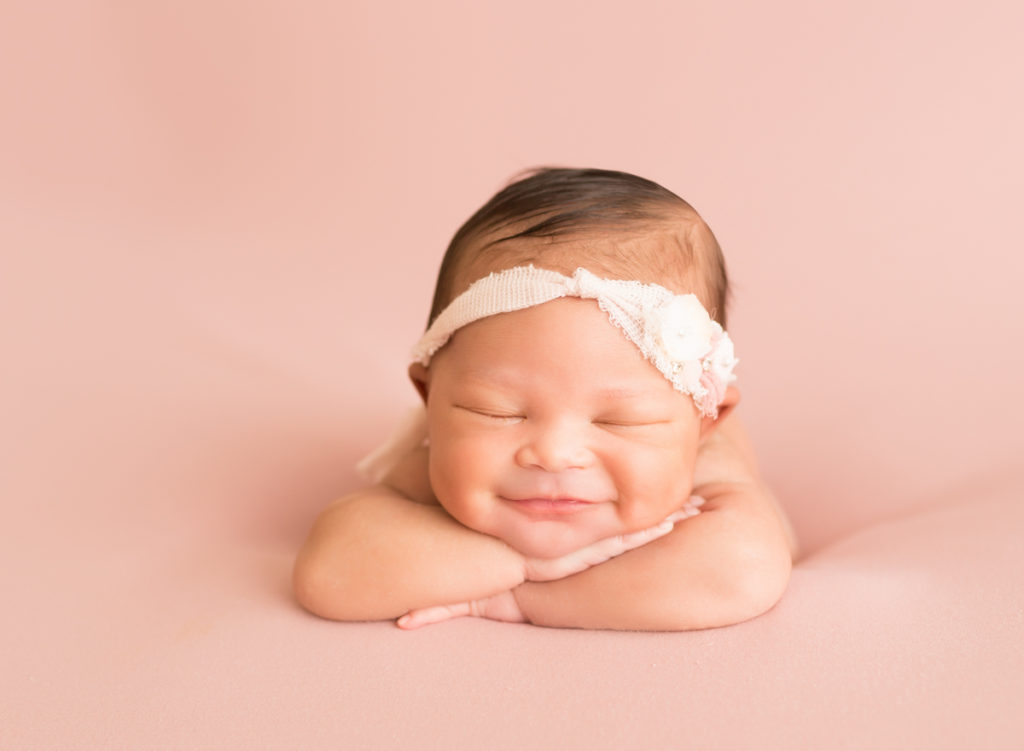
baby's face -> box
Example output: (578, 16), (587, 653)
(419, 297), (707, 559)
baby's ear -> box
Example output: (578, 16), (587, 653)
(408, 362), (430, 404)
(699, 386), (740, 439)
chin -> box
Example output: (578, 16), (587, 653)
(499, 528), (594, 560)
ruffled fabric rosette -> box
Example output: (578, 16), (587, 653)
(639, 292), (738, 417)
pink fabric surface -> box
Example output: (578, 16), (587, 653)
(3, 2), (1024, 749)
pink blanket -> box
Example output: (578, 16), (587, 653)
(3, 2), (1023, 748)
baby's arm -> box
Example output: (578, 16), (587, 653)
(292, 448), (678, 622)
(511, 414), (796, 631)
(293, 446), (525, 620)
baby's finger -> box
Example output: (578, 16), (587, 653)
(665, 495), (706, 523)
(616, 519), (675, 551)
(397, 602), (469, 629)
(524, 518), (679, 581)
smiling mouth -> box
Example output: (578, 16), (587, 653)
(501, 497), (595, 516)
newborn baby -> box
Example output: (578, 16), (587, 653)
(294, 167), (798, 630)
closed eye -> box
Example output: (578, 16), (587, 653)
(594, 418), (672, 429)
(455, 405), (524, 422)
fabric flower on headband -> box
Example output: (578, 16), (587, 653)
(411, 265), (739, 418)
(648, 294), (718, 362)
(637, 290), (737, 416)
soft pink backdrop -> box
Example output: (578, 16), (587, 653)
(3, 2), (1022, 749)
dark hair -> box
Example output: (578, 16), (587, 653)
(428, 167), (730, 326)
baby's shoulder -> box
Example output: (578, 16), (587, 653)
(692, 414), (762, 488)
(380, 446), (438, 505)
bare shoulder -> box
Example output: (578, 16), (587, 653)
(379, 445), (439, 506)
(301, 447), (438, 563)
(693, 412), (800, 561)
(692, 412), (763, 488)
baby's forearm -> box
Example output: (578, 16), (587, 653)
(513, 484), (793, 631)
(293, 489), (525, 621)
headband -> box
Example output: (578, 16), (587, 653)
(411, 265), (738, 418)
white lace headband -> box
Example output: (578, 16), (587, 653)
(412, 265), (738, 418)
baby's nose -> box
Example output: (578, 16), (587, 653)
(514, 421), (592, 472)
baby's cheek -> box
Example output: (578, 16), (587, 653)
(616, 497), (665, 531)
(428, 456), (488, 531)
(618, 478), (693, 529)
(426, 451), (461, 510)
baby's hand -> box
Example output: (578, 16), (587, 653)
(522, 495), (705, 582)
(394, 496), (704, 630)
(397, 590), (526, 630)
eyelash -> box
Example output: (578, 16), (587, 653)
(458, 406), (665, 429)
(595, 420), (666, 429)
(459, 406), (524, 421)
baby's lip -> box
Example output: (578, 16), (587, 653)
(500, 496), (597, 515)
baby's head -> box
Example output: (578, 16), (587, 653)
(428, 167), (731, 330)
(410, 168), (739, 558)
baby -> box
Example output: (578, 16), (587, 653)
(294, 167), (798, 631)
